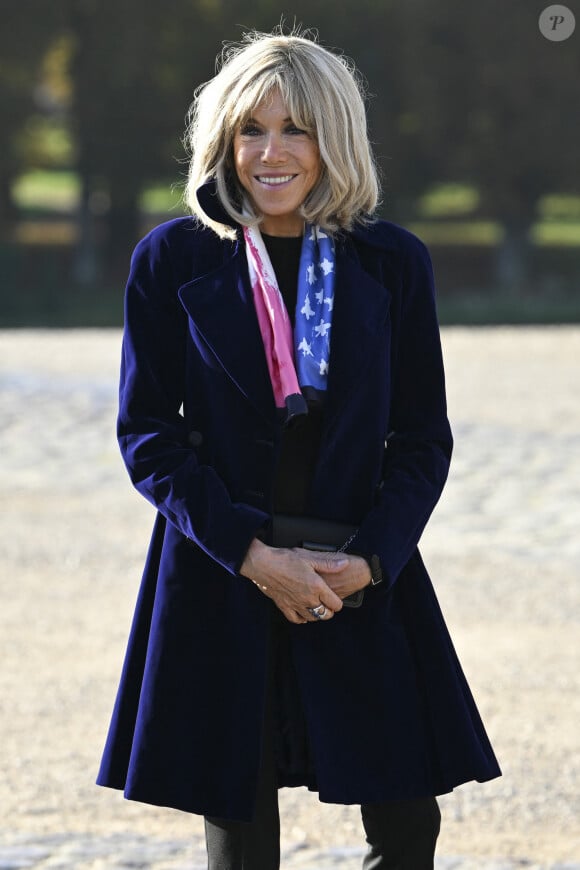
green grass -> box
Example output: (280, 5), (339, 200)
(13, 170), (80, 212)
(418, 182), (480, 218)
(537, 193), (580, 220)
(530, 223), (580, 246)
(408, 221), (503, 246)
(139, 182), (188, 215)
(11, 171), (188, 217)
(437, 292), (580, 325)
(0, 280), (124, 328)
(411, 219), (580, 247)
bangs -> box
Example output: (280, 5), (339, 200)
(227, 69), (317, 137)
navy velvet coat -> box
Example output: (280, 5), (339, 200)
(97, 191), (501, 820)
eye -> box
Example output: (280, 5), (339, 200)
(239, 121), (261, 136)
(285, 123), (308, 136)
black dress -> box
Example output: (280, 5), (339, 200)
(262, 232), (324, 518)
(261, 232), (323, 788)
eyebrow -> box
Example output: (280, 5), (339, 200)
(244, 116), (295, 124)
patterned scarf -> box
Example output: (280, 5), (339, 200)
(244, 224), (336, 423)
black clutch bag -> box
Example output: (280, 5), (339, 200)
(271, 514), (364, 608)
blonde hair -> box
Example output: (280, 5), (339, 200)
(184, 29), (380, 238)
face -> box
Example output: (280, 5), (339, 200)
(232, 89), (321, 237)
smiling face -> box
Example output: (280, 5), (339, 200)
(232, 89), (322, 237)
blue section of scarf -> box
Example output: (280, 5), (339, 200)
(294, 225), (336, 400)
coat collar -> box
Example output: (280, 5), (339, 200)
(180, 182), (394, 428)
(196, 179), (240, 231)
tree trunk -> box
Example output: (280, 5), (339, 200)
(72, 170), (98, 286)
(494, 220), (533, 295)
(0, 173), (18, 240)
(106, 175), (141, 278)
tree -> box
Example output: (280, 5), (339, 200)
(376, 0), (580, 291)
(65, 0), (222, 278)
(0, 2), (63, 235)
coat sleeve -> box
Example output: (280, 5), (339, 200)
(117, 227), (269, 575)
(348, 233), (453, 588)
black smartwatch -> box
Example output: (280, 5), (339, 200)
(369, 554), (384, 586)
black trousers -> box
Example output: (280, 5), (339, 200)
(205, 794), (440, 870)
(205, 613), (440, 869)
(206, 769), (439, 870)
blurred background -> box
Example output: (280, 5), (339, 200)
(1, 0), (579, 327)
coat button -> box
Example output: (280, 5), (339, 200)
(188, 430), (203, 447)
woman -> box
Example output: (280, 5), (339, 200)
(97, 29), (501, 869)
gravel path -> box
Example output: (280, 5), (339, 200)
(0, 327), (579, 868)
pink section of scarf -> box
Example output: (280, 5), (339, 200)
(244, 227), (301, 409)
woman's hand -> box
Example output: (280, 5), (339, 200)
(240, 538), (346, 624)
(317, 554), (372, 600)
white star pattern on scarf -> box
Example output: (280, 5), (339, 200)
(314, 319), (331, 338)
(301, 295), (315, 320)
(295, 224), (335, 396)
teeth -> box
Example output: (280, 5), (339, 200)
(257, 175), (294, 185)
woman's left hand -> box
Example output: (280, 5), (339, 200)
(314, 553), (372, 600)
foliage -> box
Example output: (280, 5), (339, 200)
(0, 2), (64, 227)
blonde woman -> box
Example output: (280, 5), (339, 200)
(98, 29), (500, 870)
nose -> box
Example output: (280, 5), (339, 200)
(262, 132), (286, 163)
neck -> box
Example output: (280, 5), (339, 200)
(260, 218), (305, 238)
(261, 230), (304, 240)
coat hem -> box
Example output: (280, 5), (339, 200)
(96, 766), (500, 820)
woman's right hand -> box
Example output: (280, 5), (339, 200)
(240, 538), (345, 624)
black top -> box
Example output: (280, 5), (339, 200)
(261, 232), (302, 317)
(262, 233), (324, 516)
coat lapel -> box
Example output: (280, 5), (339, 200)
(323, 238), (393, 428)
(178, 244), (277, 424)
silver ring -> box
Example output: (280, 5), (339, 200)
(307, 604), (327, 620)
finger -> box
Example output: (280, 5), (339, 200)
(305, 608), (322, 622)
(318, 588), (343, 611)
(302, 552), (349, 573)
(283, 608), (308, 624)
(306, 574), (344, 612)
(306, 604), (335, 622)
(313, 559), (349, 574)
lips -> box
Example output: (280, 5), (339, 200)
(256, 174), (296, 185)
